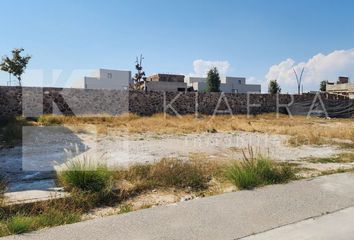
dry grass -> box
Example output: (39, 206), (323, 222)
(0, 149), (303, 237)
(37, 113), (354, 146)
(307, 151), (354, 164)
(0, 192), (92, 237)
(115, 157), (222, 192)
(0, 155), (225, 237)
(320, 167), (354, 176)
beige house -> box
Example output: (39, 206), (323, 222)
(145, 74), (188, 92)
(326, 77), (354, 99)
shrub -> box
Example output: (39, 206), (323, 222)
(58, 157), (113, 194)
(225, 155), (295, 190)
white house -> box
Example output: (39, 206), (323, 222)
(72, 69), (261, 93)
(185, 76), (261, 93)
(72, 69), (132, 90)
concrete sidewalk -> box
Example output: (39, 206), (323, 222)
(3, 173), (354, 240)
(243, 207), (354, 240)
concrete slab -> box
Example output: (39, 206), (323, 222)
(4, 189), (68, 205)
(7, 179), (57, 192)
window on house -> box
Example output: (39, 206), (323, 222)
(238, 80), (242, 84)
(107, 73), (112, 79)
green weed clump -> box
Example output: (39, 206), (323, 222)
(0, 192), (88, 237)
(58, 157), (113, 194)
(225, 151), (295, 190)
(0, 210), (81, 237)
(6, 215), (34, 234)
(119, 204), (133, 214)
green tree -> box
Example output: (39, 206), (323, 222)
(268, 80), (281, 94)
(0, 48), (31, 86)
(320, 80), (327, 92)
(206, 67), (221, 92)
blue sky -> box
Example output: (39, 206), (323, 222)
(1, 0), (354, 92)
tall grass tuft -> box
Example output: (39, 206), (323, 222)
(58, 156), (113, 194)
(225, 148), (295, 190)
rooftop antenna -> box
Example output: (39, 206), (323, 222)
(293, 67), (305, 94)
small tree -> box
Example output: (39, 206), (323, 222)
(0, 48), (31, 86)
(206, 67), (221, 92)
(132, 54), (147, 90)
(268, 80), (281, 94)
(320, 80), (327, 92)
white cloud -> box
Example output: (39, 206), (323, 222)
(266, 49), (354, 93)
(192, 59), (231, 77)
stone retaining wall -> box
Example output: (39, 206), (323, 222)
(0, 86), (350, 119)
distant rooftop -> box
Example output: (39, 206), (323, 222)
(146, 74), (185, 83)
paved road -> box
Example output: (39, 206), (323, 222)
(3, 173), (354, 240)
(243, 207), (354, 240)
